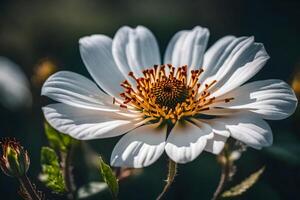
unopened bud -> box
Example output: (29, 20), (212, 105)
(0, 138), (30, 177)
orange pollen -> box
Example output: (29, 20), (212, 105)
(151, 79), (188, 108)
(116, 64), (233, 123)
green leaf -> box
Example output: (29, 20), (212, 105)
(265, 145), (300, 165)
(41, 147), (59, 166)
(98, 156), (119, 199)
(222, 166), (265, 198)
(77, 182), (108, 199)
(263, 132), (300, 165)
(44, 122), (74, 152)
(40, 147), (66, 193)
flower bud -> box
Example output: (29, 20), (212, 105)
(0, 138), (30, 177)
(291, 69), (300, 103)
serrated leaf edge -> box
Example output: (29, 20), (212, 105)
(221, 166), (265, 198)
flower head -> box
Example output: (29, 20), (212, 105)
(119, 64), (226, 124)
(42, 26), (298, 168)
(0, 57), (32, 110)
(0, 138), (30, 177)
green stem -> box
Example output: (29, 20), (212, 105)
(156, 159), (177, 200)
(211, 147), (231, 200)
(211, 163), (230, 200)
(62, 144), (76, 199)
(18, 175), (41, 200)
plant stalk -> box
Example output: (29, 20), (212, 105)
(211, 164), (230, 200)
(62, 144), (76, 199)
(211, 147), (232, 200)
(156, 159), (177, 200)
(18, 175), (41, 200)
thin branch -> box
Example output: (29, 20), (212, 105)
(61, 144), (76, 199)
(18, 175), (42, 200)
(211, 164), (230, 200)
(156, 159), (177, 200)
(211, 146), (232, 200)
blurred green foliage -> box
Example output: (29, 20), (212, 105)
(0, 0), (299, 199)
(44, 122), (74, 153)
(40, 146), (66, 193)
(98, 156), (119, 199)
(77, 182), (109, 199)
(264, 132), (300, 165)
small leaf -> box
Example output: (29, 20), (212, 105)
(44, 122), (74, 152)
(98, 156), (119, 199)
(265, 145), (300, 165)
(41, 147), (59, 166)
(77, 182), (108, 199)
(222, 166), (265, 198)
(40, 147), (66, 193)
(264, 131), (300, 165)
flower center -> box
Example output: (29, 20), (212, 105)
(151, 78), (189, 109)
(115, 64), (234, 123)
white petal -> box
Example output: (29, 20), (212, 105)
(165, 120), (213, 164)
(212, 79), (298, 120)
(42, 71), (118, 111)
(112, 26), (161, 77)
(201, 117), (231, 137)
(192, 118), (229, 154)
(0, 57), (32, 109)
(110, 122), (166, 168)
(207, 113), (273, 149)
(43, 103), (142, 140)
(200, 36), (236, 82)
(163, 30), (186, 65)
(202, 37), (269, 97)
(79, 35), (126, 98)
(201, 108), (241, 117)
(204, 134), (228, 154)
(164, 26), (209, 70)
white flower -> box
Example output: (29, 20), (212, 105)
(0, 57), (32, 110)
(42, 26), (298, 168)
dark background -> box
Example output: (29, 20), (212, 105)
(0, 0), (299, 199)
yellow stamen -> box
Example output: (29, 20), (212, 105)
(117, 65), (233, 123)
